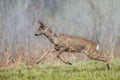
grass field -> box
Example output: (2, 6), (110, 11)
(0, 59), (120, 80)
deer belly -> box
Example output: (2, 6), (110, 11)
(66, 44), (85, 53)
(68, 47), (81, 52)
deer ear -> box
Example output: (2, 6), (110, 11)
(38, 19), (44, 26)
(38, 19), (47, 29)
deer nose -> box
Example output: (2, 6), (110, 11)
(35, 34), (38, 36)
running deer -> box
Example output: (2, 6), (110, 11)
(34, 20), (110, 70)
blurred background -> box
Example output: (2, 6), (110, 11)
(0, 0), (120, 66)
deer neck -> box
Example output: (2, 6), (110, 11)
(44, 32), (56, 44)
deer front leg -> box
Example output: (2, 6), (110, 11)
(56, 48), (72, 65)
(36, 48), (56, 64)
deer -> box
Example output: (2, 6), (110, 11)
(34, 20), (110, 70)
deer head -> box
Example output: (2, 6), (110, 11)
(35, 20), (51, 36)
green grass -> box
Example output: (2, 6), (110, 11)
(0, 60), (120, 80)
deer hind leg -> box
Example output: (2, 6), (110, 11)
(87, 51), (110, 70)
(56, 48), (72, 65)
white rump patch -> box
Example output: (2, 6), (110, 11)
(96, 44), (99, 50)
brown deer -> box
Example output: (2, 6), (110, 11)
(34, 20), (110, 70)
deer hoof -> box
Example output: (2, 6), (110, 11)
(67, 62), (72, 65)
(106, 63), (110, 70)
(36, 61), (41, 64)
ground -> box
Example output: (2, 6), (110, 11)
(0, 59), (120, 80)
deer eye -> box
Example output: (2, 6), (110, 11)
(38, 27), (42, 30)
